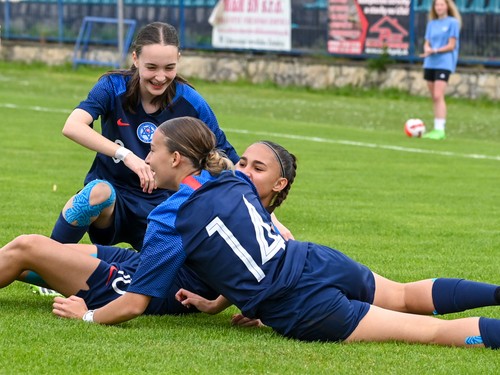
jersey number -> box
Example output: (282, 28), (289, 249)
(206, 195), (285, 282)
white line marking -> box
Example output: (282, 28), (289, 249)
(225, 128), (500, 162)
(2, 103), (498, 162)
(0, 103), (70, 114)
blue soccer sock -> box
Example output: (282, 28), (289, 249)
(50, 212), (89, 243)
(432, 278), (500, 315)
(479, 317), (500, 349)
(23, 271), (48, 287)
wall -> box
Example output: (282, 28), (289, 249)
(1, 41), (499, 100)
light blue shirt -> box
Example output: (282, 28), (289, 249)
(423, 16), (460, 72)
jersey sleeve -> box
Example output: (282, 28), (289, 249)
(424, 21), (431, 42)
(177, 83), (240, 164)
(449, 19), (460, 40)
(77, 75), (122, 122)
(127, 200), (187, 298)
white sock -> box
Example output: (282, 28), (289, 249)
(434, 118), (446, 131)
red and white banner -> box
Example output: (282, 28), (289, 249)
(328, 0), (411, 56)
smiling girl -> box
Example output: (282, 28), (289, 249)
(48, 22), (238, 253)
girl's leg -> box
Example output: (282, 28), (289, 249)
(345, 304), (483, 348)
(426, 80), (435, 105)
(372, 273), (434, 314)
(373, 273), (500, 315)
(432, 80), (448, 120)
(0, 234), (100, 296)
(423, 79), (447, 139)
(20, 243), (99, 286)
(50, 180), (116, 243)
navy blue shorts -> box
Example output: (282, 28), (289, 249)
(423, 68), (451, 82)
(76, 245), (218, 314)
(88, 187), (169, 250)
(260, 244), (374, 342)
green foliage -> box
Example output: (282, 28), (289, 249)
(366, 47), (396, 72)
(1, 61), (500, 373)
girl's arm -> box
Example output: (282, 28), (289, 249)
(62, 108), (123, 157)
(52, 292), (151, 324)
(420, 37), (457, 57)
(175, 289), (264, 327)
(62, 109), (155, 193)
(271, 212), (294, 240)
(175, 289), (232, 314)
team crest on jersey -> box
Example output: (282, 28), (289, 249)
(136, 122), (157, 143)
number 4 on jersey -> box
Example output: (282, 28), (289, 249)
(206, 195), (285, 282)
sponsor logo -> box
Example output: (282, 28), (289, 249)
(137, 122), (157, 143)
(117, 118), (130, 127)
(106, 265), (118, 285)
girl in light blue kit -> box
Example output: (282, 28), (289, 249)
(420, 0), (461, 140)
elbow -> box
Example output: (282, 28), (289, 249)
(124, 294), (150, 317)
(127, 304), (147, 318)
(61, 123), (74, 139)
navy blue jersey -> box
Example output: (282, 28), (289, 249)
(128, 170), (306, 315)
(78, 74), (239, 199)
(128, 170), (375, 340)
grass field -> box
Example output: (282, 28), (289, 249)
(0, 60), (499, 374)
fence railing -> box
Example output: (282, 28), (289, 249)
(1, 0), (499, 66)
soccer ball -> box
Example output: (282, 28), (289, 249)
(404, 119), (426, 137)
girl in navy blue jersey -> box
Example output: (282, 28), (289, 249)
(49, 22), (238, 251)
(3, 116), (500, 348)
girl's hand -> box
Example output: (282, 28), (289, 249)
(52, 295), (89, 320)
(123, 153), (157, 193)
(231, 313), (265, 328)
(175, 289), (229, 314)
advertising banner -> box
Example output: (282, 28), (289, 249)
(327, 0), (411, 56)
(210, 0), (291, 51)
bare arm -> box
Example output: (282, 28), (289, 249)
(420, 37), (457, 58)
(175, 288), (232, 314)
(175, 289), (264, 327)
(53, 292), (151, 324)
(62, 108), (156, 193)
(271, 212), (294, 240)
(62, 108), (123, 157)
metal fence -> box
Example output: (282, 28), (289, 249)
(1, 0), (499, 66)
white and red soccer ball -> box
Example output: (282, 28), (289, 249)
(404, 119), (426, 137)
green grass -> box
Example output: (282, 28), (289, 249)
(1, 60), (500, 373)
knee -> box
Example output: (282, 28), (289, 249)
(431, 93), (442, 103)
(88, 182), (115, 206)
(3, 234), (43, 256)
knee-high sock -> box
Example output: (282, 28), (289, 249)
(50, 212), (88, 243)
(24, 271), (48, 287)
(479, 317), (500, 349)
(432, 278), (500, 315)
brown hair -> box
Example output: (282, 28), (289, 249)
(429, 0), (462, 28)
(103, 22), (192, 113)
(157, 117), (233, 175)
